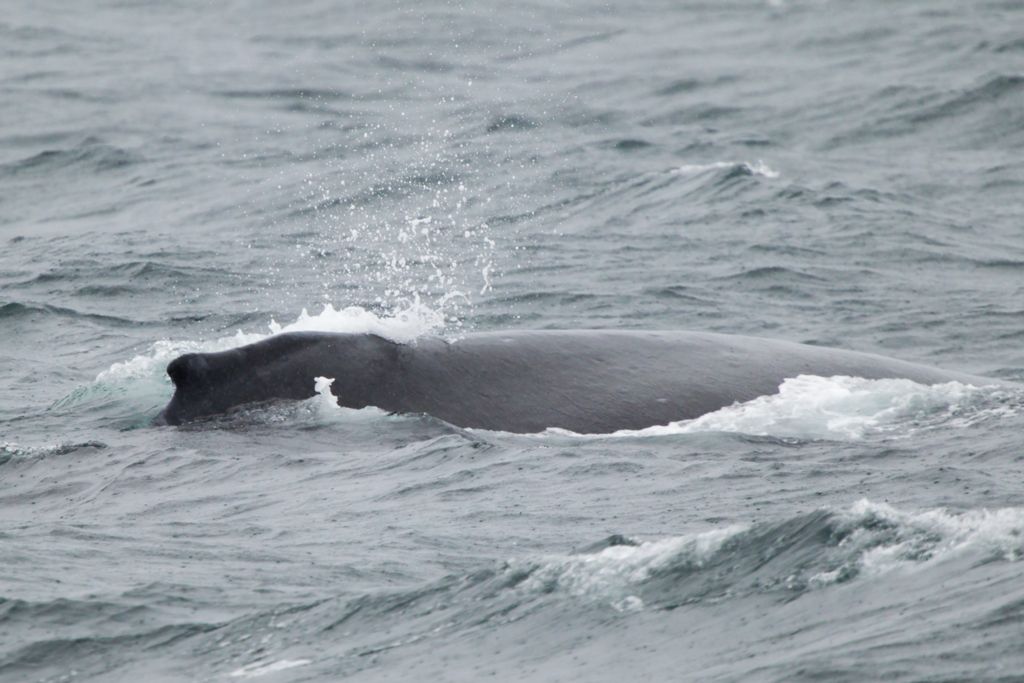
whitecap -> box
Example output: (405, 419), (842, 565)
(511, 525), (746, 609)
(810, 499), (1024, 585)
(671, 159), (779, 178)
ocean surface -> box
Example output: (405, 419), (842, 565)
(3, 1), (1024, 681)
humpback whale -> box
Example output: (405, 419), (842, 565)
(154, 330), (998, 433)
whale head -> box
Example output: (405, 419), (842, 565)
(153, 332), (395, 426)
(155, 352), (236, 426)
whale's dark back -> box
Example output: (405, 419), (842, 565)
(387, 330), (993, 432)
(156, 330), (998, 432)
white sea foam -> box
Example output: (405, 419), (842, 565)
(591, 375), (991, 441)
(267, 299), (444, 342)
(309, 375), (387, 423)
(811, 499), (1024, 586)
(672, 159), (779, 178)
(0, 441), (104, 459)
(514, 526), (746, 610)
(229, 659), (311, 678)
(313, 376), (340, 421)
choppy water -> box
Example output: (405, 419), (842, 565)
(3, 1), (1024, 681)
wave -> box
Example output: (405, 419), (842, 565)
(497, 499), (1024, 611)
(715, 265), (825, 282)
(0, 441), (106, 466)
(607, 138), (653, 151)
(215, 87), (351, 101)
(531, 159), (782, 229)
(485, 114), (538, 133)
(184, 501), (1024, 672)
(0, 137), (140, 176)
(671, 159), (779, 179)
(229, 659), (312, 679)
(905, 74), (1024, 127)
(0, 622), (217, 680)
(0, 301), (139, 327)
(214, 500), (1024, 627)
(5, 500), (1019, 680)
(830, 74), (1024, 148)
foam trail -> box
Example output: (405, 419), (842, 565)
(592, 375), (991, 441)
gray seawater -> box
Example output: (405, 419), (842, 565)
(3, 1), (1024, 681)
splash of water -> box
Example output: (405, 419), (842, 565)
(591, 375), (997, 441)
